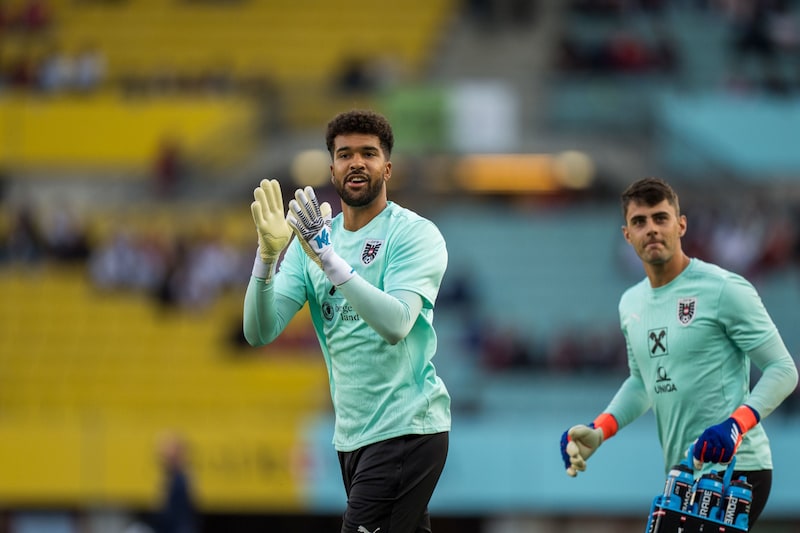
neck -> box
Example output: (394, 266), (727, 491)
(646, 253), (690, 288)
(342, 198), (388, 231)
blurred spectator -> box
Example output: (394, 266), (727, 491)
(3, 205), (45, 265)
(12, 0), (53, 33)
(154, 433), (199, 533)
(152, 136), (187, 199)
(42, 206), (91, 263)
(37, 43), (75, 94)
(335, 56), (377, 94)
(724, 0), (789, 94)
(72, 43), (106, 93)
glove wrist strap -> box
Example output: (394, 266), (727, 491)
(321, 250), (355, 286)
(252, 250), (276, 281)
(592, 413), (619, 441)
(731, 405), (760, 433)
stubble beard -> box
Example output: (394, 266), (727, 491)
(337, 177), (384, 208)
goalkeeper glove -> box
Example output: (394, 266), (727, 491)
(250, 179), (293, 279)
(560, 413), (618, 477)
(286, 186), (355, 286)
(693, 405), (760, 469)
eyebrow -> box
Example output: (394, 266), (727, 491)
(630, 210), (671, 221)
(336, 144), (380, 154)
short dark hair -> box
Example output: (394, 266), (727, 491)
(621, 177), (681, 220)
(325, 109), (394, 159)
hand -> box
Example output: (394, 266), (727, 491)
(285, 186), (332, 270)
(692, 406), (759, 469)
(250, 179), (292, 264)
(692, 418), (742, 468)
(286, 186), (354, 286)
(560, 424), (604, 477)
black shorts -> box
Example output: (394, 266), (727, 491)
(337, 432), (449, 533)
(733, 469), (772, 528)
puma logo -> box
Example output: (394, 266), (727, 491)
(357, 527), (380, 533)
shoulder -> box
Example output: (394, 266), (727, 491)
(385, 203), (445, 240)
(686, 258), (755, 293)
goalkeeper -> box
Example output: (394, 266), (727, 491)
(243, 110), (450, 533)
(559, 177), (798, 528)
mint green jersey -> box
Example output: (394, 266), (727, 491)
(612, 259), (780, 471)
(275, 202), (451, 452)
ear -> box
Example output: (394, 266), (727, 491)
(330, 164), (335, 184)
(621, 225), (632, 245)
(678, 214), (687, 238)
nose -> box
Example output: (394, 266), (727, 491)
(349, 154), (366, 169)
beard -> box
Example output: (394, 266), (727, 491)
(336, 175), (385, 207)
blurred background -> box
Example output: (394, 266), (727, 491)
(1, 0), (799, 531)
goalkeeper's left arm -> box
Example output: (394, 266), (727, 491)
(285, 185), (424, 345)
(338, 280), (423, 345)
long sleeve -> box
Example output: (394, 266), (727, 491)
(746, 332), (798, 418)
(337, 275), (423, 345)
(605, 373), (652, 430)
(243, 274), (303, 347)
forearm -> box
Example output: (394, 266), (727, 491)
(243, 268), (301, 346)
(746, 333), (799, 418)
(337, 275), (422, 345)
(604, 374), (652, 431)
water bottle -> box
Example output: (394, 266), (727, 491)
(662, 463), (695, 511)
(691, 472), (724, 519)
(721, 476), (752, 530)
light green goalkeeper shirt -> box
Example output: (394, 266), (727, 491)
(244, 201), (451, 452)
(607, 258), (798, 472)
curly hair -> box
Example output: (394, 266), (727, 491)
(325, 109), (394, 159)
(621, 177), (681, 220)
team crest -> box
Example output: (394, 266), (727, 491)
(677, 297), (696, 326)
(361, 239), (384, 265)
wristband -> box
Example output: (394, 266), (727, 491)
(321, 250), (355, 286)
(593, 413), (619, 441)
(731, 405), (760, 433)
(252, 249), (275, 281)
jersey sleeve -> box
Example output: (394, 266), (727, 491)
(745, 332), (799, 418)
(383, 218), (447, 309)
(242, 241), (308, 346)
(718, 274), (779, 352)
(605, 337), (652, 430)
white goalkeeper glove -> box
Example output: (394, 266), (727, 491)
(286, 186), (354, 286)
(564, 424), (604, 477)
(250, 179), (293, 279)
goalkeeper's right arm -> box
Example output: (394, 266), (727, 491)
(560, 413), (618, 477)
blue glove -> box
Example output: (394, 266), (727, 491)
(693, 406), (760, 468)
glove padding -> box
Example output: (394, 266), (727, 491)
(560, 424), (604, 477)
(692, 406), (759, 469)
(251, 178), (293, 265)
(286, 186), (354, 286)
(692, 418), (743, 469)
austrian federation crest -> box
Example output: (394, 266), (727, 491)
(361, 239), (384, 265)
(677, 297), (697, 326)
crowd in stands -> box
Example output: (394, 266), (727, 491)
(0, 0), (109, 94)
(3, 189), (800, 368)
(0, 201), (252, 313)
(556, 0), (800, 96)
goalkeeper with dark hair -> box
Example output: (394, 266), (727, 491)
(560, 177), (798, 528)
(243, 109), (450, 533)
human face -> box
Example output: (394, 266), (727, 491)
(622, 199), (686, 266)
(330, 133), (391, 208)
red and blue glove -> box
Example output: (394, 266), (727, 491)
(693, 405), (760, 468)
(560, 413), (618, 477)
